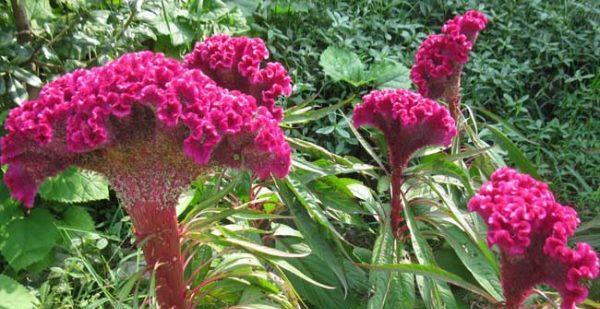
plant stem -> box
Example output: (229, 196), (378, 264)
(128, 202), (190, 309)
(390, 168), (405, 238)
(10, 0), (39, 99)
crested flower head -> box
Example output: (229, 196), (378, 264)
(410, 10), (487, 100)
(1, 36), (292, 208)
(352, 89), (456, 168)
(184, 35), (293, 121)
(469, 167), (599, 309)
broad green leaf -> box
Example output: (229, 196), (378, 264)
(275, 178), (349, 294)
(60, 206), (96, 232)
(441, 225), (504, 301)
(368, 60), (411, 89)
(0, 275), (38, 309)
(319, 47), (366, 86)
(24, 0), (54, 22)
(368, 219), (415, 309)
(404, 202), (457, 309)
(1, 208), (59, 270)
(361, 263), (498, 304)
(486, 125), (540, 179)
(39, 167), (109, 203)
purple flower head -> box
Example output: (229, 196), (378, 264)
(469, 168), (599, 309)
(353, 89), (457, 168)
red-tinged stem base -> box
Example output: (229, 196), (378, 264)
(390, 169), (405, 238)
(127, 203), (190, 309)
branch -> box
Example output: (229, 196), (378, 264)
(10, 0), (40, 99)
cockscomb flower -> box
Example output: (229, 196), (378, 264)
(469, 168), (599, 309)
(1, 36), (292, 309)
(184, 34), (293, 121)
(353, 89), (456, 236)
(410, 10), (487, 119)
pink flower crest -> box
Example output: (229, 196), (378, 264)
(184, 34), (293, 121)
(469, 167), (599, 309)
(1, 36), (292, 208)
(410, 10), (487, 109)
(353, 89), (457, 168)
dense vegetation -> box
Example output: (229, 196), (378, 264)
(0, 0), (598, 308)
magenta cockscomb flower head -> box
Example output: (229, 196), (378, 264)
(353, 89), (456, 236)
(410, 10), (487, 119)
(184, 34), (293, 121)
(469, 168), (599, 309)
(1, 36), (292, 308)
(353, 89), (456, 168)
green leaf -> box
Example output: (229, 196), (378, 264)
(275, 178), (349, 294)
(441, 226), (504, 302)
(283, 95), (356, 125)
(404, 202), (457, 309)
(486, 125), (540, 179)
(360, 263), (498, 304)
(368, 60), (411, 89)
(11, 68), (42, 88)
(1, 209), (59, 271)
(24, 0), (54, 22)
(407, 154), (475, 195)
(39, 167), (109, 203)
(60, 206), (96, 232)
(0, 275), (38, 309)
(319, 47), (366, 86)
(368, 220), (415, 309)
(270, 258), (334, 289)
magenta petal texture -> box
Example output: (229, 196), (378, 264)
(410, 10), (487, 100)
(1, 36), (292, 208)
(352, 89), (456, 168)
(183, 34), (293, 121)
(468, 168), (599, 309)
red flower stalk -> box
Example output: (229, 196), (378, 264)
(1, 35), (292, 308)
(469, 168), (599, 309)
(410, 10), (487, 119)
(353, 89), (456, 236)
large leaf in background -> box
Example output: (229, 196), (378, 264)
(60, 206), (96, 232)
(39, 167), (109, 203)
(368, 220), (415, 309)
(368, 60), (411, 89)
(404, 203), (458, 309)
(320, 46), (367, 86)
(0, 208), (58, 271)
(0, 275), (38, 309)
(486, 125), (540, 179)
(319, 47), (411, 89)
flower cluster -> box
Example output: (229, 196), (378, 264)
(1, 35), (292, 208)
(469, 168), (599, 309)
(410, 10), (487, 101)
(353, 89), (456, 167)
(184, 35), (293, 120)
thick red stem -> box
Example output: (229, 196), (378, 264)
(127, 203), (190, 309)
(390, 168), (405, 238)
